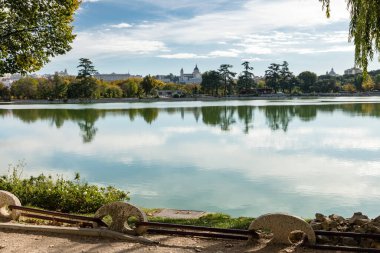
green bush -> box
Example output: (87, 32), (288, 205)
(0, 165), (129, 213)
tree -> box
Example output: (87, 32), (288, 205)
(362, 76), (375, 91)
(141, 75), (155, 96)
(320, 0), (380, 74)
(375, 74), (380, 90)
(0, 82), (10, 100)
(265, 63), (281, 93)
(51, 74), (68, 99)
(279, 61), (295, 92)
(0, 0), (79, 75)
(298, 71), (318, 93)
(201, 71), (221, 96)
(218, 64), (236, 96)
(77, 58), (97, 79)
(11, 77), (38, 99)
(237, 61), (256, 94)
(119, 78), (141, 97)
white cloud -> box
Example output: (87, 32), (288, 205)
(157, 53), (208, 59)
(110, 23), (133, 29)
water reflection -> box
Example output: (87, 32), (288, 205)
(2, 103), (380, 143)
(1, 101), (380, 217)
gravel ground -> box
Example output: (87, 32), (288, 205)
(0, 229), (352, 253)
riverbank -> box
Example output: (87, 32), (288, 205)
(2, 91), (380, 105)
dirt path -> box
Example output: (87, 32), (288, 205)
(0, 229), (349, 253)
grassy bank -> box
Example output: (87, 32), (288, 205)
(0, 166), (129, 213)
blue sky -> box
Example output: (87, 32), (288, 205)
(38, 0), (380, 77)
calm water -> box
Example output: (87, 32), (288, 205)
(1, 98), (380, 218)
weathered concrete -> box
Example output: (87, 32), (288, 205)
(249, 213), (316, 245)
(0, 190), (21, 220)
(94, 202), (148, 235)
(0, 222), (156, 244)
(153, 209), (207, 219)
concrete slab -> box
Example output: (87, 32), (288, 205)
(153, 209), (207, 219)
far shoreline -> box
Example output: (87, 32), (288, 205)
(2, 91), (380, 105)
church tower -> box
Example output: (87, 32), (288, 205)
(193, 64), (201, 78)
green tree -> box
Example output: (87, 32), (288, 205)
(0, 82), (10, 100)
(77, 58), (97, 79)
(298, 71), (318, 93)
(265, 63), (281, 93)
(119, 78), (141, 97)
(201, 71), (221, 96)
(11, 77), (38, 99)
(237, 61), (256, 94)
(375, 74), (380, 90)
(279, 61), (295, 93)
(141, 75), (155, 96)
(320, 0), (380, 74)
(218, 64), (236, 96)
(0, 0), (79, 75)
(51, 74), (68, 99)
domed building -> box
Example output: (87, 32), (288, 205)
(179, 65), (202, 84)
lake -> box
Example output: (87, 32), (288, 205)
(1, 97), (380, 218)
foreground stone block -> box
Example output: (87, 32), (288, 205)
(0, 190), (21, 220)
(249, 213), (316, 245)
(94, 202), (148, 235)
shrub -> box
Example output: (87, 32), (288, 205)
(0, 164), (129, 213)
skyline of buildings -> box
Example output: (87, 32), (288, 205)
(0, 65), (370, 87)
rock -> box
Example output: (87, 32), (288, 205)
(360, 238), (374, 248)
(310, 221), (322, 230)
(353, 225), (366, 233)
(341, 237), (358, 246)
(349, 212), (368, 224)
(374, 215), (380, 223)
(316, 235), (330, 244)
(194, 248), (202, 252)
(329, 214), (345, 223)
(371, 241), (380, 249)
(225, 244), (233, 248)
(315, 213), (326, 222)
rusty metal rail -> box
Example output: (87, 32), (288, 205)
(8, 205), (108, 227)
(309, 244), (380, 252)
(6, 205), (380, 252)
(315, 230), (380, 240)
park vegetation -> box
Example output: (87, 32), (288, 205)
(0, 163), (129, 213)
(2, 59), (380, 101)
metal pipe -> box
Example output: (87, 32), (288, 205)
(309, 244), (380, 252)
(21, 212), (94, 227)
(9, 205), (107, 227)
(147, 228), (249, 240)
(315, 230), (380, 240)
(136, 221), (257, 236)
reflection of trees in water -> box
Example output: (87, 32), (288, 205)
(78, 121), (97, 143)
(201, 106), (235, 131)
(6, 103), (380, 142)
(261, 106), (295, 132)
(237, 106), (254, 134)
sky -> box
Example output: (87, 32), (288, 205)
(38, 0), (380, 77)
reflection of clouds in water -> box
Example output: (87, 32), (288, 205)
(2, 102), (380, 217)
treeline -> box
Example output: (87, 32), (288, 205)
(201, 61), (380, 96)
(0, 58), (200, 101)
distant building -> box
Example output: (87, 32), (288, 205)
(155, 74), (178, 83)
(326, 68), (340, 77)
(55, 69), (69, 77)
(0, 73), (22, 86)
(344, 67), (362, 75)
(94, 73), (142, 81)
(179, 65), (202, 84)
